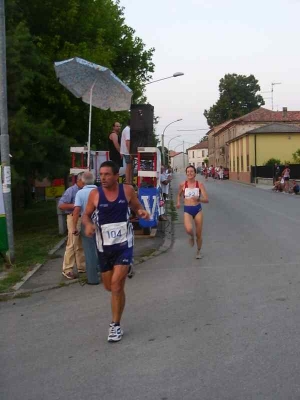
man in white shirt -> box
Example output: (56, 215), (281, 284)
(161, 166), (171, 201)
(120, 120), (132, 184)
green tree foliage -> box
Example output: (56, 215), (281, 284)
(292, 149), (300, 163)
(6, 0), (155, 204)
(264, 158), (281, 166)
(200, 135), (208, 142)
(204, 74), (265, 128)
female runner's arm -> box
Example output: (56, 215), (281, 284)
(176, 182), (184, 209)
(199, 183), (209, 203)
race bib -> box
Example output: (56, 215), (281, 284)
(184, 188), (200, 198)
(101, 222), (127, 246)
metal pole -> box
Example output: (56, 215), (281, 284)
(162, 119), (183, 165)
(161, 134), (165, 166)
(87, 80), (96, 170)
(0, 0), (14, 260)
(167, 135), (181, 166)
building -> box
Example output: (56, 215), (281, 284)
(187, 142), (208, 167)
(228, 123), (300, 183)
(170, 151), (188, 172)
(207, 107), (300, 181)
(207, 120), (232, 167)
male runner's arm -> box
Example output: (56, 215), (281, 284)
(82, 189), (99, 237)
(126, 186), (150, 219)
(176, 183), (184, 209)
(199, 183), (209, 203)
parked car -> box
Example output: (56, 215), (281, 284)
(223, 167), (229, 179)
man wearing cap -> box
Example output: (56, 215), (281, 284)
(58, 172), (86, 279)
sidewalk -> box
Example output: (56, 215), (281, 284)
(14, 217), (173, 294)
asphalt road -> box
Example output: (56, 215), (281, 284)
(1, 174), (300, 400)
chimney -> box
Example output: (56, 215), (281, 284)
(282, 107), (288, 119)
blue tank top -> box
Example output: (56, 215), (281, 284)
(93, 184), (133, 252)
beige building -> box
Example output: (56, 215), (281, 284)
(208, 107), (300, 179)
(170, 151), (188, 172)
(187, 142), (208, 167)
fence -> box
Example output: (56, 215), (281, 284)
(251, 164), (300, 182)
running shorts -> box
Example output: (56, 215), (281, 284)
(97, 247), (133, 273)
(184, 204), (202, 218)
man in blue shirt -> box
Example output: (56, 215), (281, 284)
(58, 172), (86, 279)
(72, 171), (99, 284)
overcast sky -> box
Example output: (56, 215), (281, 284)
(121, 0), (300, 150)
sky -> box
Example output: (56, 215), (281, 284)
(120, 0), (300, 151)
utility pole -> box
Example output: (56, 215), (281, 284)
(0, 0), (15, 260)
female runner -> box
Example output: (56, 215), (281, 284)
(176, 165), (209, 259)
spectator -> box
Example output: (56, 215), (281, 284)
(291, 180), (300, 195)
(219, 166), (224, 180)
(282, 164), (291, 193)
(108, 122), (122, 168)
(160, 165), (171, 201)
(272, 176), (283, 192)
(59, 173), (86, 279)
(120, 119), (132, 184)
(273, 163), (280, 184)
(72, 171), (99, 285)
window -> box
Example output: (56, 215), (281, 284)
(233, 160), (235, 172)
(247, 154), (250, 172)
(202, 150), (205, 157)
(241, 155), (244, 172)
(192, 151), (194, 158)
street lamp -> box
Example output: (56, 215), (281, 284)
(167, 135), (181, 166)
(145, 72), (184, 85)
(161, 119), (183, 165)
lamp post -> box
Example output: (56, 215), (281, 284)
(145, 72), (184, 86)
(167, 135), (181, 166)
(161, 119), (183, 165)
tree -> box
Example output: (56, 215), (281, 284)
(292, 149), (300, 163)
(200, 135), (208, 142)
(204, 74), (265, 128)
(264, 158), (281, 166)
(6, 0), (155, 205)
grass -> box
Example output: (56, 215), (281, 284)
(0, 201), (63, 293)
(167, 199), (178, 221)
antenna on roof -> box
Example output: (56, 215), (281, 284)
(271, 82), (281, 111)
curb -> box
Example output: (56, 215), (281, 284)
(0, 196), (175, 300)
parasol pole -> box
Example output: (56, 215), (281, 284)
(87, 80), (97, 170)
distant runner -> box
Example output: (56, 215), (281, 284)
(176, 165), (209, 259)
(83, 161), (149, 342)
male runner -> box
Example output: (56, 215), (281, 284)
(83, 161), (149, 342)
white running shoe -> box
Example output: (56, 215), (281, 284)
(196, 250), (203, 259)
(108, 323), (124, 342)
